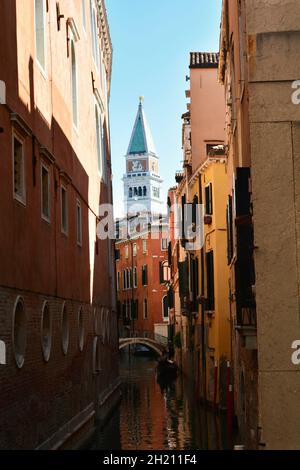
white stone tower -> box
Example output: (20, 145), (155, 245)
(123, 98), (163, 216)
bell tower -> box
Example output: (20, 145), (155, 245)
(123, 98), (163, 216)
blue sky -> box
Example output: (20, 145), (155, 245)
(105, 0), (222, 217)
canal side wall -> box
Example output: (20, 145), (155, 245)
(0, 287), (120, 450)
(0, 0), (119, 450)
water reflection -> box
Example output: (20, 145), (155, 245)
(89, 354), (231, 450)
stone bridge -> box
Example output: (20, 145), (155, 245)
(119, 337), (167, 356)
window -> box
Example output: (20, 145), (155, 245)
(41, 164), (50, 221)
(138, 187), (142, 197)
(41, 302), (52, 362)
(61, 303), (69, 355)
(127, 268), (132, 289)
(206, 251), (215, 311)
(143, 299), (148, 320)
(82, 0), (86, 30)
(76, 200), (82, 246)
(117, 272), (120, 291)
(35, 0), (46, 71)
(95, 104), (106, 181)
(133, 243), (137, 257)
(142, 239), (147, 254)
(133, 267), (137, 288)
(159, 262), (164, 284)
(13, 135), (25, 204)
(227, 195), (234, 264)
(90, 0), (100, 68)
(131, 299), (138, 320)
(129, 187), (133, 198)
(125, 245), (129, 259)
(61, 185), (68, 234)
(205, 183), (213, 215)
(190, 256), (199, 310)
(123, 270), (126, 290)
(71, 41), (78, 127)
(78, 308), (84, 352)
(206, 143), (219, 155)
(161, 238), (168, 251)
(142, 265), (148, 286)
(13, 297), (27, 369)
(143, 186), (147, 197)
(162, 296), (169, 321)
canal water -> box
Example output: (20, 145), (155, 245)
(89, 354), (231, 450)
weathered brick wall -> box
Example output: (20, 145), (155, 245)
(0, 286), (119, 449)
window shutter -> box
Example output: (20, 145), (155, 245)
(235, 167), (251, 217)
(167, 287), (174, 309)
(168, 242), (172, 266)
(206, 251), (215, 311)
(178, 259), (189, 300)
(226, 195), (234, 264)
(159, 262), (164, 284)
(235, 224), (256, 320)
(205, 184), (213, 215)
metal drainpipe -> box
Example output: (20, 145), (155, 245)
(198, 173), (207, 402)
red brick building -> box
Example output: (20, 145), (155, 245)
(116, 221), (170, 339)
(0, 0), (119, 449)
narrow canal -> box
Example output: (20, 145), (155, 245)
(89, 354), (232, 450)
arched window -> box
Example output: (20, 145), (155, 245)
(13, 297), (27, 368)
(41, 301), (52, 362)
(143, 186), (147, 196)
(35, 0), (46, 71)
(143, 299), (148, 320)
(129, 187), (133, 198)
(95, 104), (103, 178)
(134, 187), (138, 196)
(90, 0), (100, 68)
(61, 303), (69, 355)
(0, 340), (5, 365)
(82, 0), (86, 30)
(71, 41), (78, 127)
(162, 295), (169, 321)
(138, 187), (142, 197)
(78, 307), (84, 352)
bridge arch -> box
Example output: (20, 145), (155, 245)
(119, 337), (164, 356)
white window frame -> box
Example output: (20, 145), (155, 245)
(71, 39), (78, 130)
(12, 132), (26, 205)
(34, 0), (47, 75)
(82, 0), (87, 31)
(61, 184), (68, 235)
(76, 199), (83, 246)
(142, 239), (147, 254)
(133, 243), (137, 257)
(125, 245), (129, 259)
(41, 162), (51, 222)
(161, 238), (168, 251)
(90, 0), (100, 70)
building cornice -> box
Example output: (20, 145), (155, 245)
(188, 155), (227, 187)
(97, 0), (113, 93)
